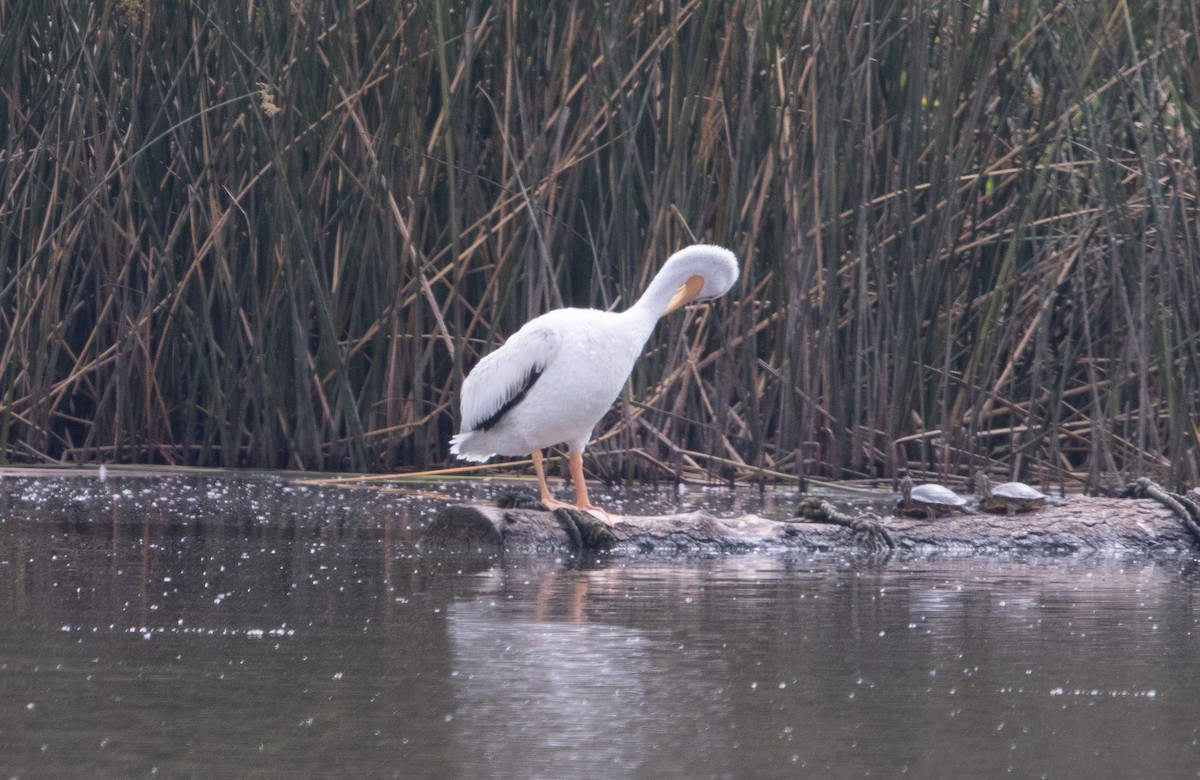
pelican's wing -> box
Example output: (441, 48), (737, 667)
(458, 320), (562, 433)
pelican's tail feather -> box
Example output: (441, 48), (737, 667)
(449, 432), (495, 463)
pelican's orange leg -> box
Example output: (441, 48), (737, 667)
(532, 448), (564, 511)
(568, 452), (617, 525)
(531, 450), (573, 511)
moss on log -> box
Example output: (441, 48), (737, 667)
(420, 495), (1200, 557)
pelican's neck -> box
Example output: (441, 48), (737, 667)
(616, 270), (680, 347)
(627, 262), (691, 321)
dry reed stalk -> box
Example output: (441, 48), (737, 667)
(0, 0), (1196, 490)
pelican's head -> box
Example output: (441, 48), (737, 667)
(661, 245), (740, 314)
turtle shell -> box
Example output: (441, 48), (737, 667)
(916, 482), (964, 506)
(911, 483), (968, 507)
(896, 480), (968, 517)
(991, 481), (1047, 502)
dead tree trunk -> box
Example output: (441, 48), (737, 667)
(421, 496), (1199, 557)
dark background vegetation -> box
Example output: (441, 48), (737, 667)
(1, 0), (1198, 488)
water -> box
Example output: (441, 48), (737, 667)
(1, 473), (1198, 778)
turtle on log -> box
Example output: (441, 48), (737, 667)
(894, 474), (968, 519)
(975, 472), (1048, 515)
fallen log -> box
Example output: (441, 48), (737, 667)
(421, 488), (1200, 557)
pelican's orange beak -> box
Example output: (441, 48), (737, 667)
(664, 274), (706, 314)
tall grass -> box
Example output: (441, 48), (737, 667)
(1, 0), (1197, 488)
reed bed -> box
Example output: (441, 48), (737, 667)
(1, 0), (1197, 490)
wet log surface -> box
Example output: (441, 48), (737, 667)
(421, 495), (1200, 557)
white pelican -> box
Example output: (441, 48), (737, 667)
(450, 244), (740, 517)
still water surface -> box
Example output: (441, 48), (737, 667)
(1, 473), (1198, 778)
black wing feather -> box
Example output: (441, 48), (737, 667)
(475, 367), (543, 432)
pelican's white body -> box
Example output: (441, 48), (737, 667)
(450, 244), (739, 462)
(450, 307), (651, 459)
